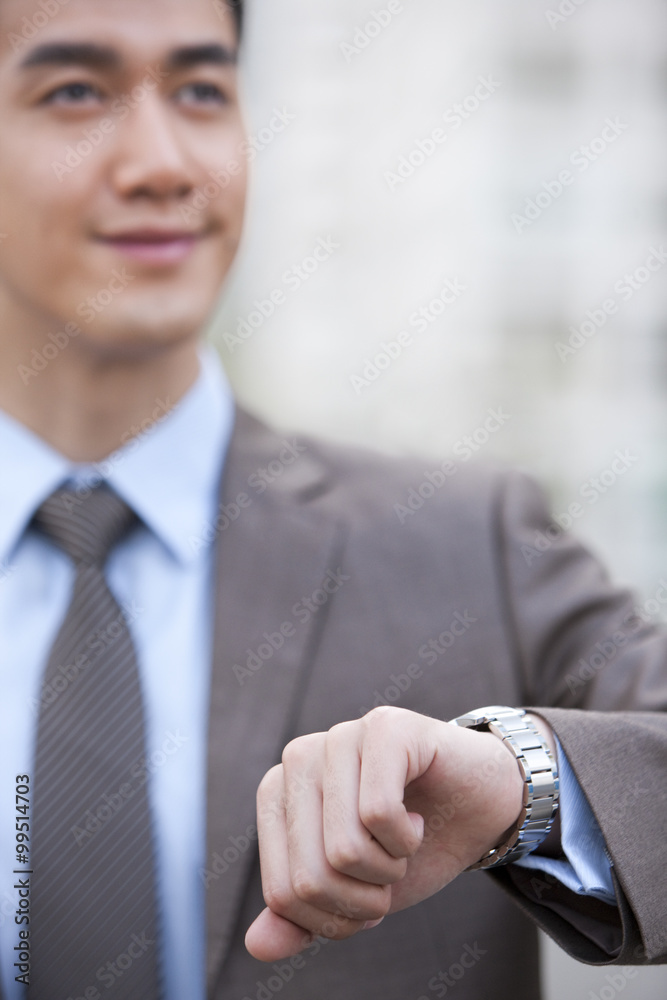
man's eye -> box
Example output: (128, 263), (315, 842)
(43, 82), (101, 105)
(177, 82), (228, 106)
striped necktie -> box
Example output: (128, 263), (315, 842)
(28, 485), (161, 999)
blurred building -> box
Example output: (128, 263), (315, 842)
(214, 0), (667, 610)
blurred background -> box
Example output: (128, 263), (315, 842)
(210, 2), (667, 996)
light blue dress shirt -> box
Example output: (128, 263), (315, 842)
(0, 346), (234, 1000)
(0, 346), (613, 999)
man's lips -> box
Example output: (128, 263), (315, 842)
(95, 230), (204, 264)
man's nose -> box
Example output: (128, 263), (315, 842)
(110, 95), (197, 200)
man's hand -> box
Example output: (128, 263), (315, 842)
(245, 706), (533, 962)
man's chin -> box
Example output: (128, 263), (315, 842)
(74, 305), (209, 362)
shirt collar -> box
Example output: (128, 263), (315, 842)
(0, 344), (235, 568)
(0, 416), (72, 570)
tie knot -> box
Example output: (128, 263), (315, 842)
(33, 485), (138, 565)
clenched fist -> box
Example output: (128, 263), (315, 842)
(245, 706), (555, 961)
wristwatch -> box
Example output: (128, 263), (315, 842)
(450, 705), (560, 870)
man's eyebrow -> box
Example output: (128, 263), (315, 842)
(20, 43), (120, 71)
(166, 44), (238, 71)
(19, 42), (237, 73)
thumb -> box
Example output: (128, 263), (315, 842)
(245, 907), (313, 962)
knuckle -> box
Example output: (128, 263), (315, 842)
(368, 886), (392, 918)
(363, 705), (401, 728)
(257, 764), (282, 799)
(327, 837), (363, 873)
(327, 719), (356, 744)
(262, 878), (293, 915)
(291, 870), (324, 907)
(359, 794), (396, 830)
(321, 925), (351, 941)
(281, 731), (322, 770)
(318, 919), (349, 941)
(318, 911), (359, 940)
(281, 738), (304, 769)
(353, 895), (390, 923)
(256, 769), (284, 825)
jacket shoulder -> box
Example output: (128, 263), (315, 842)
(226, 406), (547, 535)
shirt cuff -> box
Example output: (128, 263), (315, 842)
(514, 737), (617, 905)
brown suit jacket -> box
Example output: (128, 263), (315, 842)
(204, 409), (667, 999)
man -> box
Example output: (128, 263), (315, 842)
(0, 1), (664, 999)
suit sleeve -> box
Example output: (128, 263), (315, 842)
(486, 470), (667, 965)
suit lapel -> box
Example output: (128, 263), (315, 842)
(205, 410), (342, 992)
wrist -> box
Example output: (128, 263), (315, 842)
(476, 730), (525, 850)
(450, 706), (560, 870)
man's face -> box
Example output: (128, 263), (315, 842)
(0, 0), (246, 356)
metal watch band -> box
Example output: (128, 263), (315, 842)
(450, 705), (560, 871)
